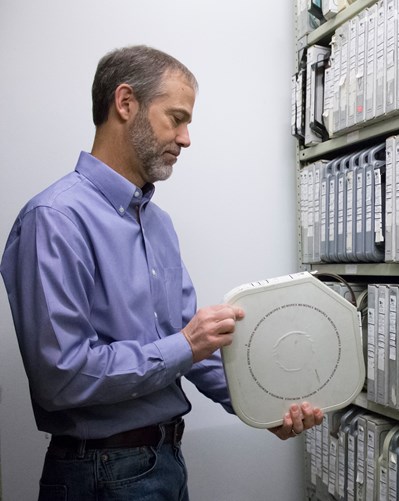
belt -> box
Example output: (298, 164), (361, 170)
(50, 418), (185, 451)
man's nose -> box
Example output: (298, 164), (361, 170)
(176, 125), (191, 148)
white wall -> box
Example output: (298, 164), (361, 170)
(0, 1), (301, 500)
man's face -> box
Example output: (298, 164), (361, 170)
(129, 71), (195, 184)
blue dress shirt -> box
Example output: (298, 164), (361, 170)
(1, 152), (232, 438)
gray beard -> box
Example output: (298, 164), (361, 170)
(129, 110), (173, 183)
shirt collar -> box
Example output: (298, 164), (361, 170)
(75, 151), (155, 216)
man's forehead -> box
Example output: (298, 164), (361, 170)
(159, 70), (196, 95)
(151, 71), (196, 115)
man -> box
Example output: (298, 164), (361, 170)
(1, 45), (323, 500)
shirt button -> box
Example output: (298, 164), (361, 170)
(151, 268), (157, 277)
(134, 190), (140, 198)
(119, 206), (125, 214)
(176, 372), (181, 378)
(154, 311), (158, 319)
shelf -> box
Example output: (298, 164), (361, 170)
(354, 392), (399, 421)
(299, 115), (399, 163)
(302, 263), (399, 278)
(307, 0), (378, 46)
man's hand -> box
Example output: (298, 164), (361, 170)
(269, 402), (324, 440)
(182, 304), (245, 363)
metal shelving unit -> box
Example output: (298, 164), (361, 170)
(354, 392), (399, 421)
(295, 1), (399, 423)
(296, 0), (399, 288)
(296, 3), (399, 500)
(307, 0), (378, 46)
(302, 262), (399, 278)
(299, 115), (399, 163)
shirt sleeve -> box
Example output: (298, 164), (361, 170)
(1, 207), (193, 412)
(185, 350), (234, 414)
(180, 259), (234, 413)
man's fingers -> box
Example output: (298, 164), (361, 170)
(301, 402), (315, 429)
(212, 304), (245, 321)
(232, 306), (245, 319)
(182, 304), (244, 363)
(301, 402), (324, 429)
(290, 404), (304, 434)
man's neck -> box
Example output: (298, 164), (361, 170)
(91, 128), (144, 187)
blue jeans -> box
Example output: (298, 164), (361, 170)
(38, 436), (189, 500)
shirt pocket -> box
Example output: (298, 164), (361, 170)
(164, 267), (183, 330)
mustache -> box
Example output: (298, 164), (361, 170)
(164, 146), (181, 157)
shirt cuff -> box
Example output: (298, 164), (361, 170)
(154, 332), (193, 378)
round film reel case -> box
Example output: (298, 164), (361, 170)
(221, 272), (365, 429)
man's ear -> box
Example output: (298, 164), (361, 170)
(114, 84), (139, 122)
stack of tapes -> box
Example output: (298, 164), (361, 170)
(367, 283), (399, 409)
(324, 0), (399, 137)
(292, 1), (399, 146)
(304, 406), (398, 501)
(298, 137), (399, 264)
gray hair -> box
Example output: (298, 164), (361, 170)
(92, 45), (198, 126)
